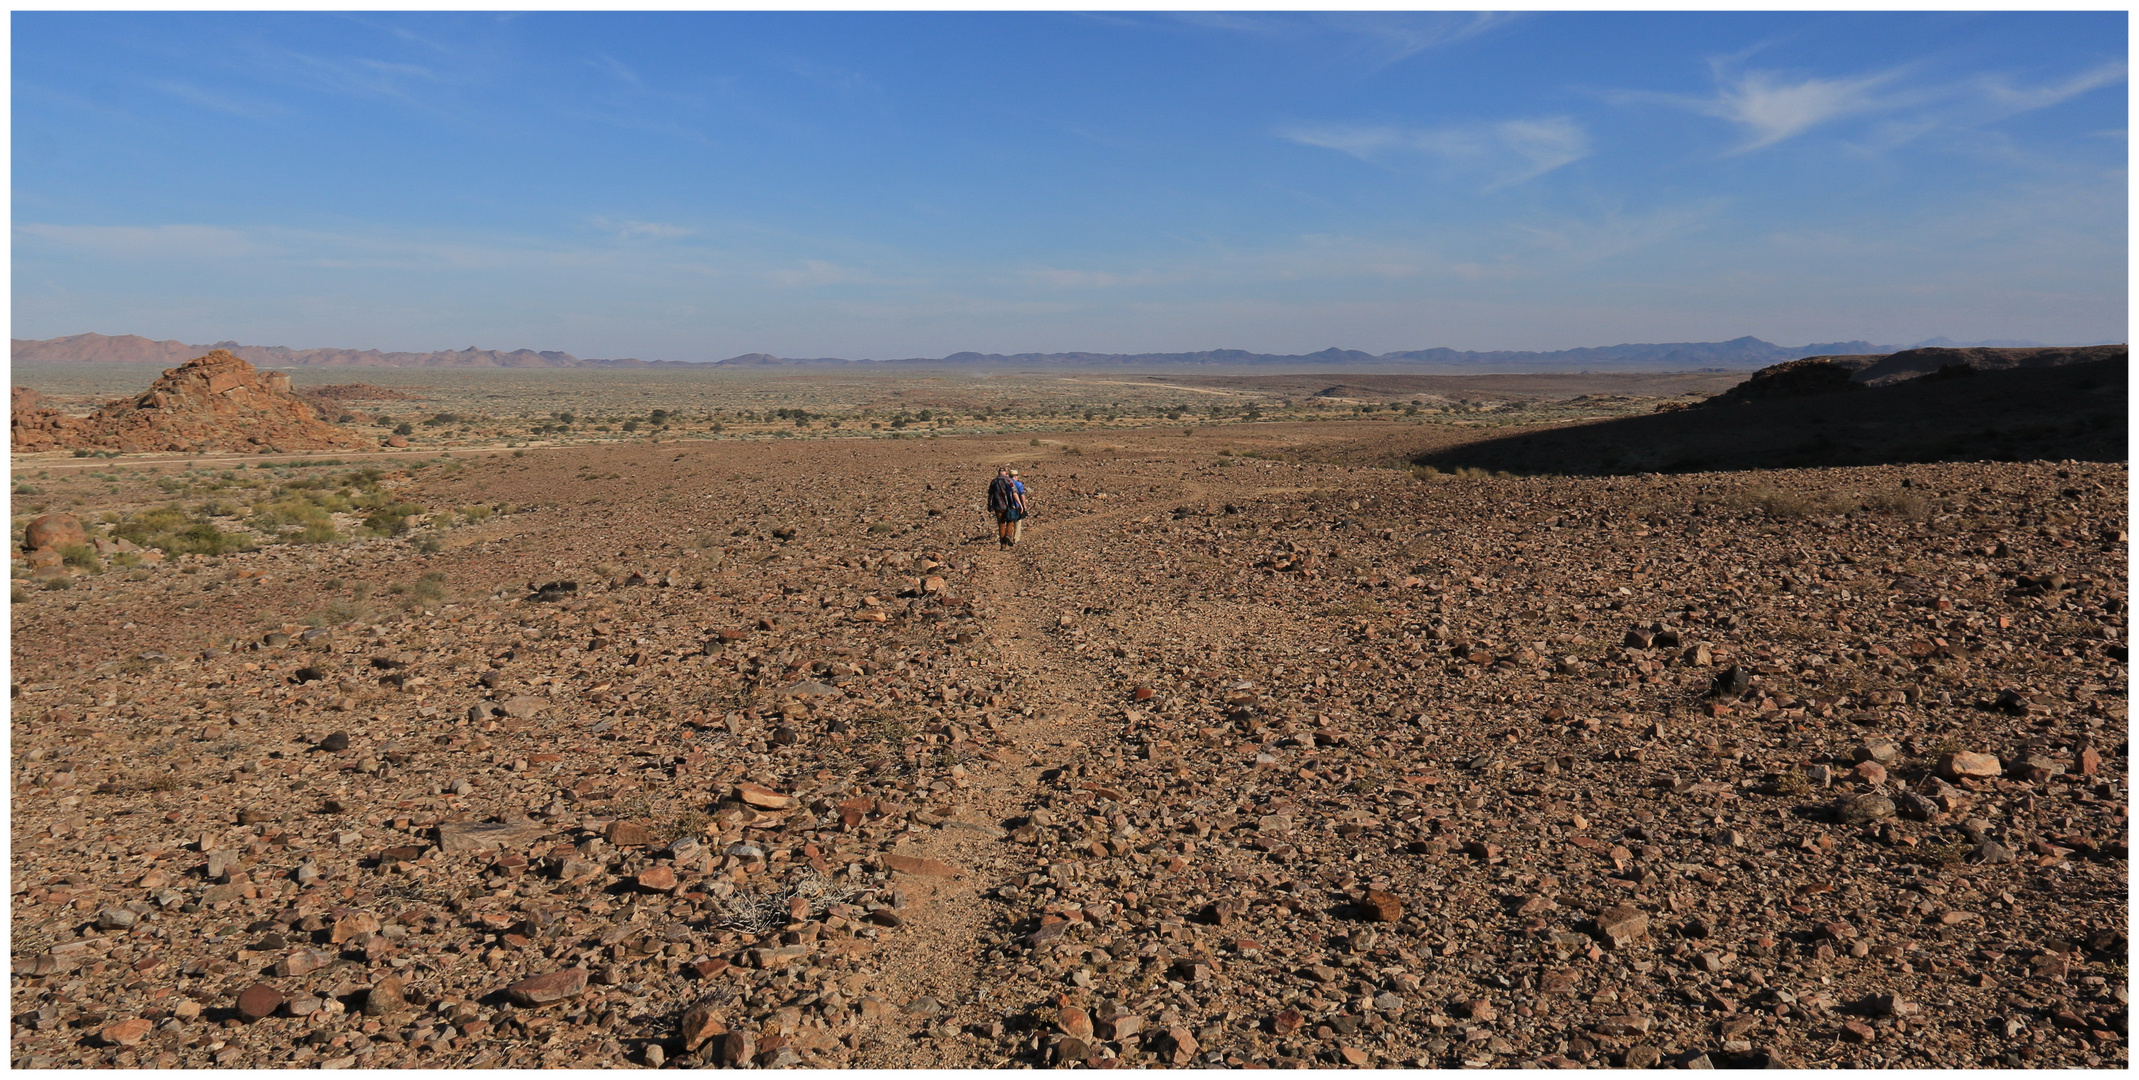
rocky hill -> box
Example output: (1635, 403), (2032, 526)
(1704, 344), (2129, 406)
(12, 350), (379, 454)
(1413, 345), (2127, 475)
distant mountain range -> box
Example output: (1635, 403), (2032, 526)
(8, 333), (688, 369)
(12, 331), (2115, 372)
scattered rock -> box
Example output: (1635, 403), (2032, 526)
(604, 820), (656, 847)
(1361, 888), (1404, 922)
(505, 968), (589, 1007)
(1595, 905), (1649, 949)
(1939, 751), (2003, 780)
(735, 782), (796, 809)
(680, 1001), (727, 1051)
(437, 818), (549, 855)
(1833, 793), (1896, 824)
(884, 853), (961, 877)
(363, 976), (407, 1017)
(98, 1016), (154, 1047)
(235, 982), (284, 1022)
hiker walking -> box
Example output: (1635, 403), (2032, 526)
(987, 466), (1022, 547)
(1009, 469), (1031, 544)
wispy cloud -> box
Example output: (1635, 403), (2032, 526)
(246, 45), (447, 109)
(589, 217), (694, 241)
(148, 80), (288, 120)
(1278, 116), (1590, 187)
(768, 260), (869, 287)
(1019, 267), (1178, 290)
(1980, 61), (2127, 114)
(587, 53), (644, 88)
(16, 223), (267, 259)
(1512, 202), (1726, 264)
(1167, 11), (1519, 70)
(778, 56), (880, 95)
(1317, 12), (1523, 69)
(1704, 68), (1900, 150)
(1615, 64), (1907, 152)
(1617, 57), (2126, 153)
(303, 55), (440, 101)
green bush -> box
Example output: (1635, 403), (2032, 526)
(173, 523), (251, 555)
(109, 505), (253, 556)
(363, 501), (425, 536)
(58, 544), (101, 572)
(397, 571), (449, 610)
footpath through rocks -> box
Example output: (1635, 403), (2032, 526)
(9, 430), (2128, 1070)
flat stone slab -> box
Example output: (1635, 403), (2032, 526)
(506, 967), (588, 1006)
(436, 818), (550, 855)
(885, 853), (962, 878)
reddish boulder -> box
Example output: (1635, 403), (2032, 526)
(22, 513), (86, 552)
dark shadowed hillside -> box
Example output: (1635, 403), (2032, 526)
(1414, 351), (2127, 476)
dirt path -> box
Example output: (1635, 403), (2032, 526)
(842, 441), (1239, 1066)
(836, 451), (1169, 1065)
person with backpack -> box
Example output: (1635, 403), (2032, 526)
(987, 466), (1021, 547)
(1009, 469), (1031, 544)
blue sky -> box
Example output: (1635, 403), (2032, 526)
(12, 11), (2128, 360)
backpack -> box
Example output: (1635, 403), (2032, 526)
(987, 476), (1012, 511)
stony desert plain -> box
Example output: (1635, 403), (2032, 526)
(8, 357), (2128, 1070)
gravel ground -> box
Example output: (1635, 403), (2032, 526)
(10, 429), (2127, 1069)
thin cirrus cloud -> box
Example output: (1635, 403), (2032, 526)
(1641, 65), (1908, 152)
(148, 80), (289, 119)
(15, 222), (268, 259)
(589, 217), (694, 241)
(1167, 11), (1519, 70)
(1511, 201), (1727, 265)
(767, 260), (872, 287)
(1018, 266), (1181, 290)
(1618, 59), (2126, 154)
(1317, 12), (1523, 69)
(1979, 61), (2127, 115)
(1278, 116), (1591, 187)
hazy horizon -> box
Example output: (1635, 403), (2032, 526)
(10, 329), (2118, 367)
(14, 12), (2128, 360)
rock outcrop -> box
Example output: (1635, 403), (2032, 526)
(1705, 343), (2127, 406)
(11, 351), (377, 454)
(11, 387), (78, 452)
